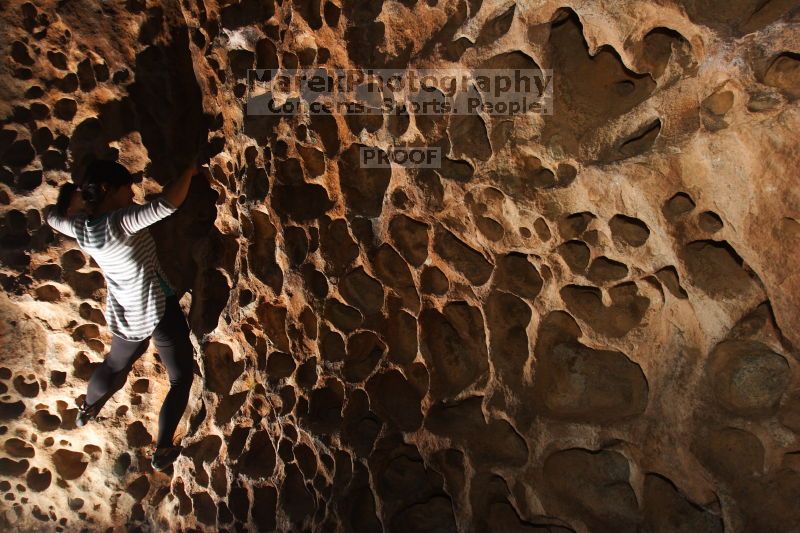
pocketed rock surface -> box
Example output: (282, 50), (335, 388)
(1, 0), (800, 531)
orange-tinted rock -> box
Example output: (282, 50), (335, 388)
(2, 0), (799, 529)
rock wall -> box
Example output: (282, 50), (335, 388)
(1, 0), (800, 531)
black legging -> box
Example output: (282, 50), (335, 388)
(84, 294), (194, 448)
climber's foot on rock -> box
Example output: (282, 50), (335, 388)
(75, 399), (101, 427)
(151, 445), (183, 471)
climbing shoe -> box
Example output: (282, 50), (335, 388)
(151, 445), (182, 471)
(75, 400), (101, 427)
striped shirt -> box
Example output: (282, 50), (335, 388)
(45, 196), (179, 341)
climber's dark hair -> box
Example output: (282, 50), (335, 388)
(81, 159), (134, 216)
(55, 182), (80, 217)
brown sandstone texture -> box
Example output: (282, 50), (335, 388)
(1, 0), (800, 531)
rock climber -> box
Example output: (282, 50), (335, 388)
(44, 158), (203, 471)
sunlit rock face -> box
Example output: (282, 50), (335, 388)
(1, 0), (800, 530)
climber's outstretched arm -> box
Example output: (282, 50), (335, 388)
(161, 160), (201, 209)
(44, 204), (78, 238)
(43, 183), (83, 238)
